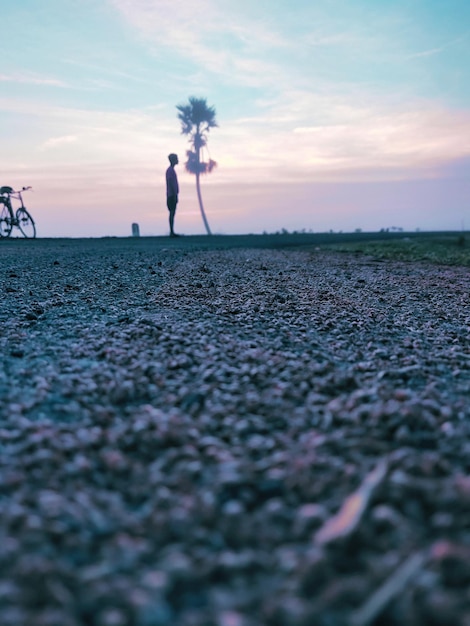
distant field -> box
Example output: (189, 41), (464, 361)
(1, 230), (469, 266)
(318, 233), (469, 266)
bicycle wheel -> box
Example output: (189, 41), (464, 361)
(0, 203), (13, 238)
(16, 208), (36, 238)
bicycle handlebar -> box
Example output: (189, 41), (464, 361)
(11, 186), (32, 194)
(1, 186), (32, 196)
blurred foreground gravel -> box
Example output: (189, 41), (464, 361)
(0, 237), (469, 626)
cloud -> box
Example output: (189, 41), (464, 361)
(0, 71), (114, 92)
(406, 34), (469, 59)
(3, 84), (470, 190)
(3, 2), (470, 194)
(216, 88), (470, 183)
(0, 73), (70, 88)
(0, 96), (188, 182)
(107, 0), (291, 87)
(61, 58), (155, 85)
(407, 47), (445, 59)
(41, 135), (79, 150)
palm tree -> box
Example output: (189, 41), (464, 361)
(176, 97), (217, 235)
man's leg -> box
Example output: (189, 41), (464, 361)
(167, 196), (177, 236)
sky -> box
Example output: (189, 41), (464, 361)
(1, 0), (469, 237)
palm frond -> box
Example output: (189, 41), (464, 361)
(184, 151), (217, 176)
(176, 97), (218, 137)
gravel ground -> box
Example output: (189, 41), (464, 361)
(0, 237), (469, 626)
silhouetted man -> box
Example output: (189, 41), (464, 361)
(166, 153), (179, 237)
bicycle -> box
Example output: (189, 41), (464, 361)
(0, 186), (36, 238)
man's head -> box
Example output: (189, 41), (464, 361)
(168, 153), (179, 166)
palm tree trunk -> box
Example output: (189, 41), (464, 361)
(196, 172), (212, 235)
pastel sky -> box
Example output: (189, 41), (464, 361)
(1, 0), (469, 237)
